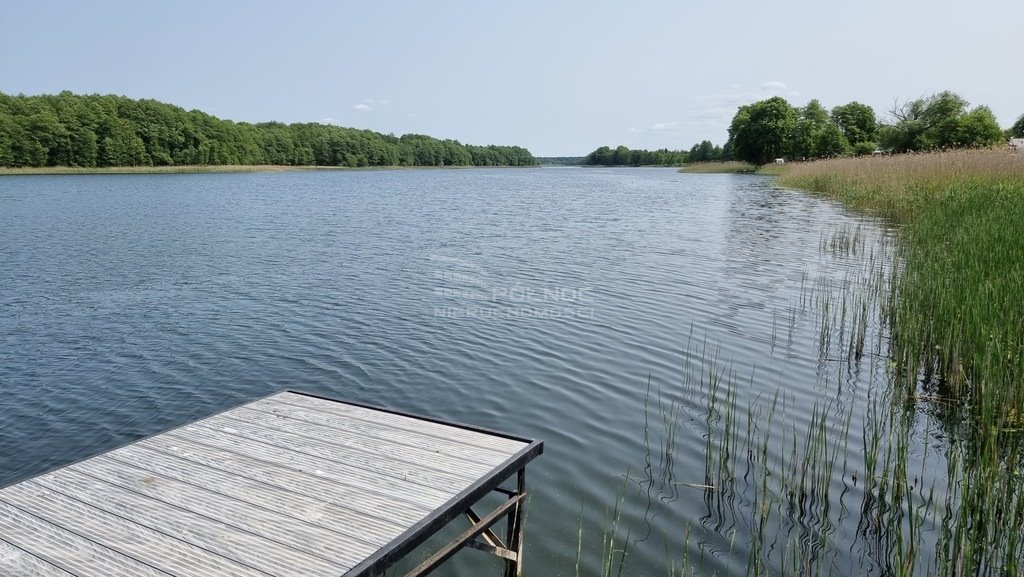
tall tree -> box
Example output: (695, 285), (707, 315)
(830, 101), (877, 145)
(880, 91), (1004, 152)
(0, 91), (538, 168)
(728, 97), (797, 165)
(1010, 114), (1024, 138)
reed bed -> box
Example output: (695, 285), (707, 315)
(679, 161), (758, 174)
(779, 149), (1024, 414)
(578, 193), (1024, 576)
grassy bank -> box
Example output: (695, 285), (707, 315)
(779, 150), (1024, 404)
(778, 148), (1024, 576)
(580, 150), (1024, 576)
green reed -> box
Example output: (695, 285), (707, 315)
(576, 202), (1022, 576)
(678, 161), (758, 174)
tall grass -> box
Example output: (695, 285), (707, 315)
(679, 161), (758, 174)
(779, 150), (1024, 417)
(781, 149), (1024, 575)
(575, 152), (1024, 575)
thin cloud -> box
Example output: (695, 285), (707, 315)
(319, 117), (338, 125)
(354, 103), (372, 112)
(631, 121), (687, 134)
(694, 81), (801, 126)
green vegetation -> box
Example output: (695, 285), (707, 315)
(0, 91), (536, 169)
(677, 160), (756, 173)
(581, 140), (733, 167)
(728, 97), (875, 164)
(580, 195), (1024, 574)
(581, 145), (687, 166)
(725, 92), (1008, 166)
(778, 150), (1024, 574)
(1007, 114), (1024, 138)
(879, 92), (1004, 153)
(536, 156), (584, 166)
(686, 139), (733, 163)
(780, 151), (1024, 399)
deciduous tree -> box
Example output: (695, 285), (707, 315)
(728, 97), (797, 165)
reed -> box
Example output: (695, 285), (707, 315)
(780, 149), (1024, 419)
(678, 161), (758, 174)
(578, 198), (1023, 575)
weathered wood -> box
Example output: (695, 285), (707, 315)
(21, 474), (346, 577)
(123, 436), (424, 529)
(224, 405), (502, 474)
(69, 455), (374, 567)
(269, 392), (527, 453)
(159, 424), (451, 509)
(0, 538), (85, 577)
(204, 409), (490, 489)
(251, 397), (514, 465)
(0, 391), (539, 577)
(106, 443), (405, 544)
(0, 497), (266, 577)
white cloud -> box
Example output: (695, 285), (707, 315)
(319, 117), (337, 125)
(354, 103), (372, 112)
(631, 121), (686, 134)
(693, 81), (801, 126)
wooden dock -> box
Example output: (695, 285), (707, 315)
(0, 390), (542, 577)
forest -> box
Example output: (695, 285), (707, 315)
(581, 146), (688, 166)
(0, 91), (537, 168)
(583, 91), (1020, 167)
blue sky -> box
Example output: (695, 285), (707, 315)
(2, 0), (1021, 156)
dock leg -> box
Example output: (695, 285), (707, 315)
(503, 469), (526, 577)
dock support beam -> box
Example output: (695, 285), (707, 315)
(404, 469), (528, 577)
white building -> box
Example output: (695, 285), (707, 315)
(1010, 138), (1024, 152)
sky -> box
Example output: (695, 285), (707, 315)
(2, 0), (1022, 156)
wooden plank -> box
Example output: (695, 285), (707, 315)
(21, 474), (345, 577)
(0, 538), (83, 577)
(250, 397), (514, 466)
(131, 435), (426, 529)
(234, 401), (503, 473)
(0, 498), (258, 577)
(207, 409), (491, 487)
(158, 424), (452, 510)
(105, 443), (405, 546)
(269, 392), (528, 454)
(68, 456), (373, 568)
(0, 392), (539, 577)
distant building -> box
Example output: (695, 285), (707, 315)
(1010, 138), (1024, 152)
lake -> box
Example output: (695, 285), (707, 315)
(0, 168), (906, 576)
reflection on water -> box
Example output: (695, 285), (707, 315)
(2, 168), (921, 575)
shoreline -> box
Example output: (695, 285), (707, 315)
(0, 164), (540, 176)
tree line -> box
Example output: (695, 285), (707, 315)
(583, 91), (1021, 167)
(728, 92), (1012, 165)
(581, 141), (737, 166)
(0, 91), (537, 168)
(581, 146), (688, 166)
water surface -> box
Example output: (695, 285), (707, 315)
(0, 168), (894, 575)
